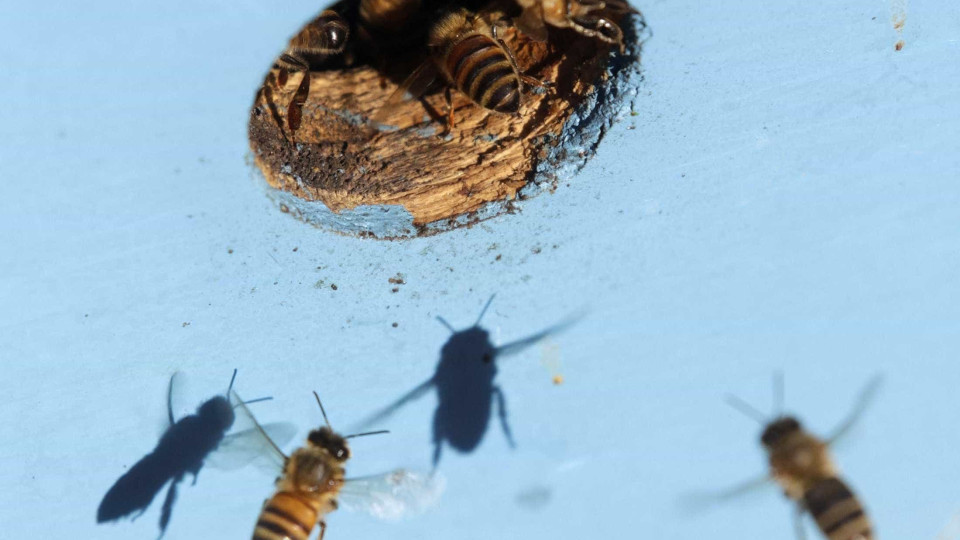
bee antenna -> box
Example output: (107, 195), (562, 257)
(226, 368), (238, 396)
(344, 429), (390, 439)
(313, 391), (333, 429)
(242, 396), (273, 406)
(475, 294), (496, 326)
(724, 394), (768, 424)
(435, 316), (456, 333)
(772, 371), (784, 418)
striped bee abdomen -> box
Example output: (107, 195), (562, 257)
(444, 34), (521, 114)
(803, 478), (872, 540)
(253, 491), (319, 540)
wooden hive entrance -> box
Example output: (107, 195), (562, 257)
(248, 8), (646, 238)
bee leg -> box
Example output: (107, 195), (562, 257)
(277, 54), (312, 136)
(569, 15), (625, 53)
(493, 385), (516, 449)
(258, 72), (290, 142)
(444, 87), (456, 130)
(491, 24), (549, 96)
(519, 74), (554, 92)
(317, 520), (327, 540)
(287, 71), (311, 135)
(491, 22), (521, 75)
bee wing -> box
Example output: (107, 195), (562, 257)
(677, 474), (774, 513)
(827, 374), (883, 446)
(207, 423), (296, 474)
(495, 311), (584, 358)
(166, 370), (195, 425)
(371, 61), (438, 126)
(204, 389), (294, 474)
(338, 469), (446, 520)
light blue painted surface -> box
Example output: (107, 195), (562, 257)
(1, 1), (959, 539)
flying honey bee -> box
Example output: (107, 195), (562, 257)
(513, 0), (637, 52)
(245, 391), (444, 540)
(719, 374), (882, 540)
(258, 10), (350, 139)
(377, 7), (549, 128)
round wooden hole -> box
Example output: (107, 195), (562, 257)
(248, 3), (648, 239)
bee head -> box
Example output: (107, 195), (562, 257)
(760, 416), (801, 447)
(198, 396), (235, 431)
(312, 10), (349, 54)
(308, 426), (351, 462)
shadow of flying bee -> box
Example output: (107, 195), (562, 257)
(97, 369), (294, 537)
(359, 296), (580, 467)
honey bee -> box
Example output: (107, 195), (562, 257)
(513, 0), (636, 52)
(246, 392), (443, 540)
(258, 10), (350, 138)
(722, 375), (882, 540)
(378, 8), (548, 128)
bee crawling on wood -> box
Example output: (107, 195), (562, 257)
(247, 391), (444, 540)
(257, 9), (350, 139)
(376, 7), (552, 129)
(705, 374), (883, 540)
(513, 0), (638, 52)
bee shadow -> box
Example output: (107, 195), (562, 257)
(359, 296), (579, 468)
(96, 371), (243, 537)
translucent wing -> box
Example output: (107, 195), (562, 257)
(166, 370), (197, 425)
(204, 389), (294, 474)
(207, 423), (296, 474)
(678, 474), (774, 513)
(371, 61), (438, 126)
(339, 469), (445, 520)
(827, 375), (883, 446)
